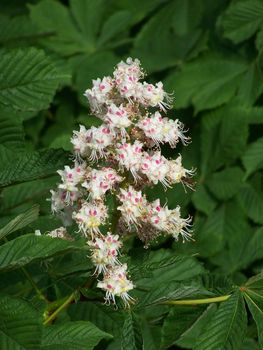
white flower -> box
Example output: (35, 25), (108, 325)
(84, 76), (113, 112)
(50, 189), (71, 212)
(97, 263), (134, 306)
(88, 233), (122, 274)
(48, 227), (68, 239)
(140, 151), (170, 187)
(86, 125), (114, 161)
(71, 125), (90, 159)
(73, 202), (108, 237)
(117, 186), (148, 227)
(116, 141), (143, 179)
(82, 167), (123, 200)
(167, 155), (195, 185)
(137, 112), (189, 148)
(148, 199), (192, 241)
(105, 103), (132, 136)
(141, 82), (172, 111)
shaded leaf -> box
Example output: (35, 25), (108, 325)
(0, 294), (41, 350)
(121, 312), (143, 350)
(0, 205), (39, 240)
(41, 321), (112, 350)
(242, 137), (263, 177)
(194, 292), (247, 350)
(0, 234), (83, 272)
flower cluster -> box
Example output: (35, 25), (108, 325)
(48, 58), (194, 306)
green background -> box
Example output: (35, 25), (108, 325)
(0, 0), (263, 349)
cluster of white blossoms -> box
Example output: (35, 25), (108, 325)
(48, 58), (194, 306)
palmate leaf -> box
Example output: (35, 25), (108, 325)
(194, 291), (247, 350)
(165, 55), (248, 112)
(0, 204), (39, 240)
(121, 312), (143, 350)
(0, 48), (67, 112)
(0, 108), (25, 152)
(0, 294), (41, 350)
(132, 0), (205, 72)
(242, 137), (263, 177)
(0, 148), (69, 188)
(41, 321), (112, 350)
(237, 183), (263, 224)
(161, 304), (217, 350)
(244, 293), (263, 348)
(220, 0), (263, 44)
(0, 234), (84, 272)
(207, 167), (244, 200)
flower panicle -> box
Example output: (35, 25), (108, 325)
(45, 57), (194, 306)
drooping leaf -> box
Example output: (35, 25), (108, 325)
(194, 291), (247, 350)
(0, 205), (39, 240)
(0, 294), (41, 350)
(0, 234), (83, 272)
(0, 48), (67, 112)
(41, 321), (112, 350)
(244, 292), (263, 348)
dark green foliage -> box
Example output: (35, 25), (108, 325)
(0, 0), (263, 349)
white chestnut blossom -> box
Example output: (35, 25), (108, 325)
(117, 186), (148, 228)
(88, 233), (122, 274)
(137, 112), (189, 148)
(73, 202), (108, 237)
(105, 103), (132, 136)
(140, 151), (170, 187)
(84, 76), (113, 112)
(116, 141), (143, 179)
(97, 264), (134, 306)
(149, 199), (192, 242)
(82, 167), (123, 200)
(46, 57), (194, 306)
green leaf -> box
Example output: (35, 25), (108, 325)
(238, 184), (263, 224)
(133, 252), (204, 290)
(138, 282), (213, 307)
(29, 0), (87, 56)
(220, 0), (263, 44)
(207, 167), (244, 200)
(242, 137), (263, 177)
(192, 184), (217, 215)
(41, 321), (112, 350)
(121, 312), (143, 350)
(243, 227), (263, 264)
(244, 293), (263, 348)
(209, 201), (252, 273)
(165, 55), (247, 112)
(0, 149), (69, 188)
(0, 234), (83, 272)
(194, 291), (247, 350)
(98, 10), (132, 46)
(0, 108), (25, 152)
(161, 304), (216, 350)
(69, 301), (124, 337)
(0, 205), (39, 240)
(132, 1), (204, 72)
(237, 61), (263, 105)
(0, 48), (64, 112)
(0, 294), (41, 350)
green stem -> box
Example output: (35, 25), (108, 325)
(43, 292), (76, 325)
(162, 295), (231, 305)
(21, 267), (48, 302)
